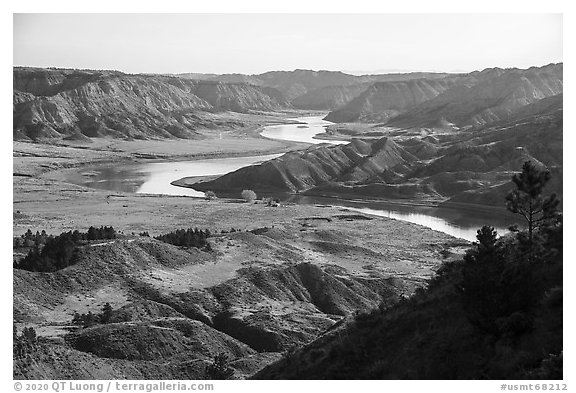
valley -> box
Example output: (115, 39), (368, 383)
(13, 63), (563, 380)
(13, 137), (465, 378)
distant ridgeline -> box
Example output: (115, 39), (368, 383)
(13, 64), (562, 141)
(13, 226), (213, 272)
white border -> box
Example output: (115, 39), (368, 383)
(3, 2), (571, 390)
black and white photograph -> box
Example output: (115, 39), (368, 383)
(7, 4), (568, 388)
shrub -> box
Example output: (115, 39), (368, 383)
(241, 189), (257, 202)
(205, 353), (235, 380)
(21, 327), (37, 343)
(100, 303), (113, 324)
(13, 326), (38, 359)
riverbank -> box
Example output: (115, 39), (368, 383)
(13, 109), (468, 240)
(15, 132), (308, 183)
(15, 111), (519, 242)
(13, 135), (462, 252)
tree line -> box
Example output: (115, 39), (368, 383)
(154, 227), (212, 250)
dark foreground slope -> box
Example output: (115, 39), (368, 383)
(186, 96), (562, 207)
(254, 222), (563, 379)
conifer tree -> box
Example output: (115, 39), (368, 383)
(506, 161), (559, 248)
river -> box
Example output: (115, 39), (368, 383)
(260, 116), (348, 145)
(67, 115), (515, 241)
(76, 154), (282, 198)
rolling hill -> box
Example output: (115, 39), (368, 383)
(14, 209), (456, 379)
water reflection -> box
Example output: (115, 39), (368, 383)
(261, 116), (348, 145)
(77, 154), (282, 197)
(344, 206), (509, 242)
(279, 195), (514, 242)
(68, 115), (518, 241)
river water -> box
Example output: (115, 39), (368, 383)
(68, 115), (515, 241)
(77, 154), (282, 198)
(260, 116), (348, 145)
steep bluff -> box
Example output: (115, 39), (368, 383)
(387, 63), (563, 128)
(324, 64), (562, 127)
(13, 67), (288, 140)
(291, 84), (371, 110)
(324, 78), (457, 123)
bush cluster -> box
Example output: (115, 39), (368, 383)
(13, 326), (38, 359)
(154, 228), (212, 250)
(72, 303), (114, 328)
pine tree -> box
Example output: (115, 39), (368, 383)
(506, 161), (559, 248)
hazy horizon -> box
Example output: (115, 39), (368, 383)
(13, 14), (562, 75)
(10, 63), (563, 77)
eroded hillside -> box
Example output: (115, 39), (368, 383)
(324, 78), (458, 123)
(326, 63), (563, 127)
(187, 96), (562, 207)
(13, 68), (289, 141)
